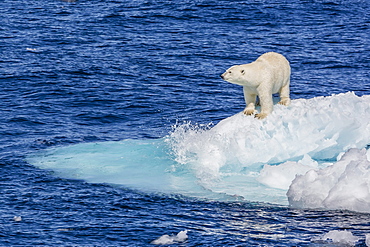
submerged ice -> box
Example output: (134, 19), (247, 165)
(28, 92), (370, 212)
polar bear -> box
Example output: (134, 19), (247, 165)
(221, 52), (291, 119)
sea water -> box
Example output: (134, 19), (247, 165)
(1, 0), (370, 246)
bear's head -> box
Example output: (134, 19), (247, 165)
(220, 65), (246, 85)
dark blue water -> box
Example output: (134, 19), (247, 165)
(1, 0), (369, 246)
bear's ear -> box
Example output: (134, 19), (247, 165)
(241, 70), (245, 75)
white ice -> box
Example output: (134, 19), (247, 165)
(321, 230), (359, 246)
(258, 154), (319, 190)
(13, 216), (22, 222)
(168, 92), (370, 210)
(288, 148), (370, 212)
(151, 230), (188, 245)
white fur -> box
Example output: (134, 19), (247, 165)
(221, 52), (291, 119)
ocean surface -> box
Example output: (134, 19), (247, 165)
(1, 0), (370, 246)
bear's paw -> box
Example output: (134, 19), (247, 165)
(255, 113), (268, 119)
(243, 108), (255, 116)
(278, 98), (291, 106)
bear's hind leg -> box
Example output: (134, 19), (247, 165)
(278, 81), (291, 106)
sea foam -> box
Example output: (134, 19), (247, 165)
(28, 92), (370, 212)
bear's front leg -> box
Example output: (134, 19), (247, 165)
(255, 88), (273, 119)
(243, 88), (256, 116)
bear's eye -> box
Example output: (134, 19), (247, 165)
(241, 70), (245, 74)
(228, 71), (232, 73)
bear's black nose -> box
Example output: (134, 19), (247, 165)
(220, 74), (224, 79)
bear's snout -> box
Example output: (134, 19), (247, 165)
(220, 72), (228, 80)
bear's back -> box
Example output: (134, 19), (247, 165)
(256, 52), (289, 69)
(255, 52), (290, 84)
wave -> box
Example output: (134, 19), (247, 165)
(27, 92), (370, 212)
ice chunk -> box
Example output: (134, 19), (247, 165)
(322, 230), (359, 246)
(287, 148), (370, 212)
(366, 233), (370, 247)
(13, 216), (22, 222)
(151, 230), (188, 245)
(258, 155), (318, 190)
